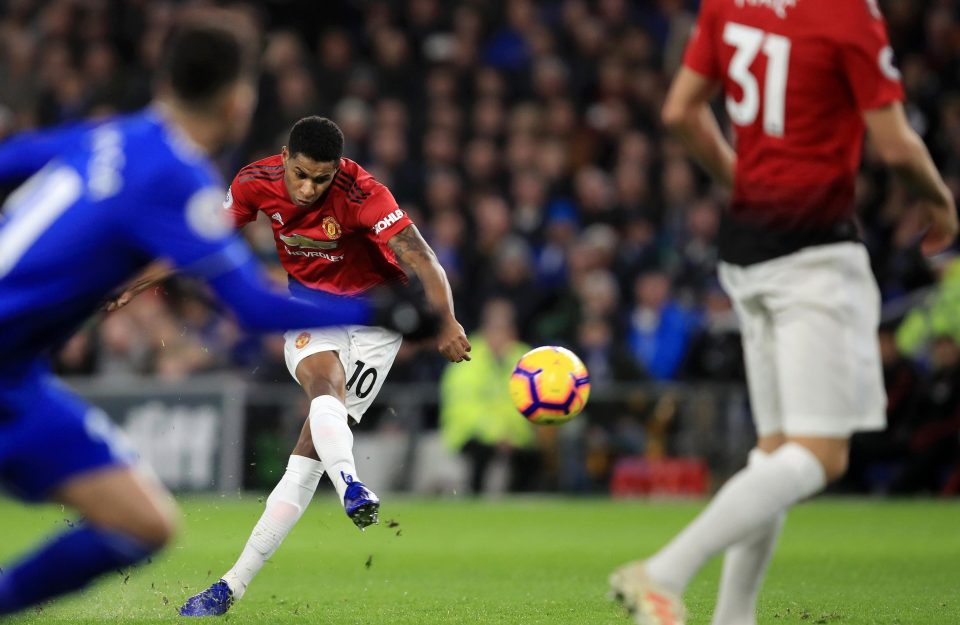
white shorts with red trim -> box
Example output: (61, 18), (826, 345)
(283, 325), (402, 421)
(719, 242), (886, 438)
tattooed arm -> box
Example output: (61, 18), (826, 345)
(388, 224), (471, 362)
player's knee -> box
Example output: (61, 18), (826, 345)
(756, 434), (786, 455)
(296, 353), (346, 400)
(303, 378), (342, 401)
(144, 515), (178, 548)
(115, 500), (179, 548)
(807, 445), (849, 483)
(299, 366), (344, 401)
(786, 437), (849, 483)
(821, 452), (849, 483)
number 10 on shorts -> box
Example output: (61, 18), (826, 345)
(346, 360), (378, 399)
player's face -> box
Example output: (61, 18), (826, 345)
(282, 148), (339, 208)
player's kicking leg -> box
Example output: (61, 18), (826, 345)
(281, 326), (403, 530)
(295, 350), (380, 528)
(181, 327), (400, 615)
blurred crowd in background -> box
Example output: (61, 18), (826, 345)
(2, 0), (960, 495)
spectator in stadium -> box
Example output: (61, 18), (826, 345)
(475, 236), (543, 339)
(155, 284), (240, 380)
(575, 315), (645, 389)
(672, 198), (721, 299)
(896, 255), (960, 360)
(54, 327), (98, 377)
(681, 283), (743, 383)
(626, 270), (698, 380)
(439, 298), (539, 494)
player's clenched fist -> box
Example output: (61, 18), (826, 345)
(920, 198), (959, 257)
(439, 318), (471, 363)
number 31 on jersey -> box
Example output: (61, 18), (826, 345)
(724, 22), (791, 137)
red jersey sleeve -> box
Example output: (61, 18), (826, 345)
(682, 0), (720, 80)
(838, 2), (904, 112)
(356, 183), (413, 243)
(223, 176), (259, 228)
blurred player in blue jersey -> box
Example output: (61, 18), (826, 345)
(0, 13), (428, 616)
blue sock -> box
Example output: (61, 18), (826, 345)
(0, 524), (156, 615)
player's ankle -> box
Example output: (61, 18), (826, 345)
(221, 574), (246, 600)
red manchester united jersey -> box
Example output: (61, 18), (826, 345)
(683, 0), (904, 263)
(224, 155), (412, 295)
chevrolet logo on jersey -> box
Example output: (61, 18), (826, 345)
(279, 233), (339, 249)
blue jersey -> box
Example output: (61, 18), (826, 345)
(0, 108), (370, 365)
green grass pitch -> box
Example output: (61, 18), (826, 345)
(1, 496), (958, 624)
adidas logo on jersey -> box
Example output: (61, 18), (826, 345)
(373, 209), (405, 235)
(271, 212), (284, 226)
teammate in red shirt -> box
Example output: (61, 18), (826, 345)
(179, 117), (471, 615)
(610, 2), (956, 625)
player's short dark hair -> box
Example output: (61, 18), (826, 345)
(288, 117), (344, 164)
(159, 20), (256, 106)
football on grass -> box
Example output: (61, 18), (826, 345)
(509, 346), (590, 425)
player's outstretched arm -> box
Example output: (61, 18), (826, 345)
(106, 255), (434, 337)
(387, 224), (471, 362)
(205, 254), (372, 332)
(662, 66), (735, 188)
(865, 103), (958, 256)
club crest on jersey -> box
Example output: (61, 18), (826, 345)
(373, 209), (405, 235)
(294, 332), (311, 349)
(322, 216), (342, 240)
(271, 212), (284, 226)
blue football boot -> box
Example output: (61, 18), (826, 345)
(178, 579), (234, 617)
(342, 472), (380, 530)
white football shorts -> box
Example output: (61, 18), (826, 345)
(718, 242), (886, 438)
(283, 324), (402, 421)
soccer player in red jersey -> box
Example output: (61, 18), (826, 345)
(179, 117), (470, 615)
(610, 2), (957, 625)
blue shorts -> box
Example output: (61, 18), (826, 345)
(0, 361), (132, 502)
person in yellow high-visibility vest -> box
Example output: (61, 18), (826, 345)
(440, 298), (539, 493)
